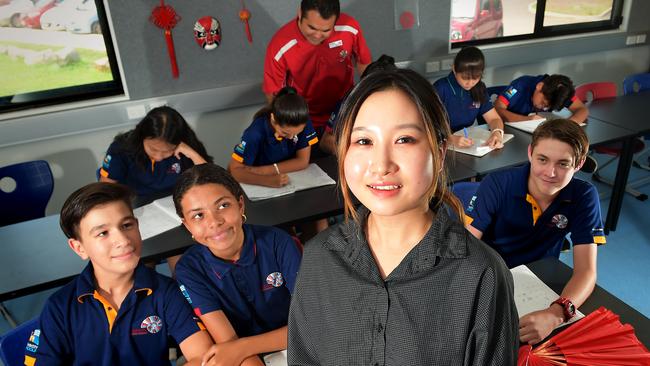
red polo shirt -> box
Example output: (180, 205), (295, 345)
(263, 13), (371, 128)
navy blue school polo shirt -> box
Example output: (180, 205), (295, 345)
(465, 163), (605, 268)
(175, 224), (302, 338)
(231, 115), (318, 166)
(433, 72), (493, 132)
(498, 74), (577, 115)
(24, 262), (205, 366)
(99, 141), (192, 198)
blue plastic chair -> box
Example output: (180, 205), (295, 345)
(477, 85), (507, 125)
(451, 181), (480, 210)
(0, 160), (54, 227)
(623, 72), (650, 94)
(0, 317), (38, 366)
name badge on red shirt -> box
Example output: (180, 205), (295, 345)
(328, 40), (343, 48)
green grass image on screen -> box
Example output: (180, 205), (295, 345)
(0, 41), (113, 98)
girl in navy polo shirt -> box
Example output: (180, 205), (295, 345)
(433, 46), (505, 149)
(228, 86), (318, 188)
(100, 106), (212, 206)
(173, 163), (302, 365)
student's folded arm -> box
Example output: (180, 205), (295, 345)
(484, 108), (505, 130)
(276, 146), (311, 173)
(178, 331), (214, 366)
(99, 176), (118, 184)
(228, 159), (285, 188)
(174, 142), (207, 165)
(494, 100), (528, 122)
(200, 310), (265, 366)
(568, 99), (589, 124)
(561, 243), (597, 308)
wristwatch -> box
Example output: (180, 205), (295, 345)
(551, 297), (576, 321)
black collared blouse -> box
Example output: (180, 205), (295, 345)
(288, 206), (518, 366)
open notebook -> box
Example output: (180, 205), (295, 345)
(241, 163), (336, 201)
(133, 196), (181, 240)
(450, 125), (514, 157)
(511, 265), (584, 326)
(506, 113), (585, 134)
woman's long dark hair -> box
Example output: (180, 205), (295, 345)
(254, 86), (309, 127)
(454, 46), (487, 104)
(113, 106), (213, 169)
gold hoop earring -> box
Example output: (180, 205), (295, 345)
(191, 235), (195, 240)
(242, 213), (247, 224)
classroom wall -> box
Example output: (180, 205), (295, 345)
(1, 0), (650, 214)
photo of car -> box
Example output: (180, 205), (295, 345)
(65, 0), (99, 34)
(450, 0), (504, 43)
(20, 0), (60, 29)
(0, 0), (33, 27)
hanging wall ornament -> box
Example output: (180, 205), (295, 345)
(194, 16), (221, 50)
(150, 0), (181, 78)
(239, 0), (252, 43)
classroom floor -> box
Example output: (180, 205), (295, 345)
(1, 152), (649, 359)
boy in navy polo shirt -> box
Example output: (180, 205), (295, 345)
(25, 182), (213, 365)
(465, 119), (604, 345)
(495, 74), (589, 124)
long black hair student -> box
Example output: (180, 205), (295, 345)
(433, 46), (505, 149)
(453, 46), (487, 105)
(100, 105), (213, 203)
(113, 106), (212, 170)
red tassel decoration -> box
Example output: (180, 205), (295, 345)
(150, 0), (180, 78)
(239, 0), (252, 43)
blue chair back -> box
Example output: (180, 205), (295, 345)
(452, 181), (480, 211)
(477, 85), (507, 125)
(623, 73), (650, 95)
(0, 160), (54, 227)
(0, 318), (38, 366)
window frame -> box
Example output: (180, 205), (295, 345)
(450, 0), (625, 49)
(0, 0), (124, 114)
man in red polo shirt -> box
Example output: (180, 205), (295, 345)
(263, 0), (372, 134)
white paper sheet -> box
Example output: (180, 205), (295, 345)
(450, 126), (515, 157)
(505, 118), (547, 134)
(133, 196), (181, 240)
(241, 164), (336, 201)
(511, 265), (584, 325)
(264, 350), (288, 366)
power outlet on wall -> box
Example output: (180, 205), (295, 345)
(636, 34), (647, 44)
(426, 60), (440, 73)
(441, 58), (454, 71)
(626, 35), (637, 45)
(395, 60), (413, 69)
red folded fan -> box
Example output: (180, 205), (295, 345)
(518, 307), (650, 366)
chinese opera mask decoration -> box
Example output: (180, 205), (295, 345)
(194, 16), (221, 50)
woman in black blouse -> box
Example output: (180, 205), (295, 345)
(288, 68), (518, 365)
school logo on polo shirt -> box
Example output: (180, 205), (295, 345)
(552, 214), (568, 229)
(265, 272), (284, 288)
(168, 162), (181, 174)
(102, 154), (112, 169)
(179, 284), (193, 304)
(505, 87), (517, 98)
(26, 329), (40, 352)
(338, 49), (348, 62)
(140, 315), (163, 334)
(235, 141), (246, 154)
